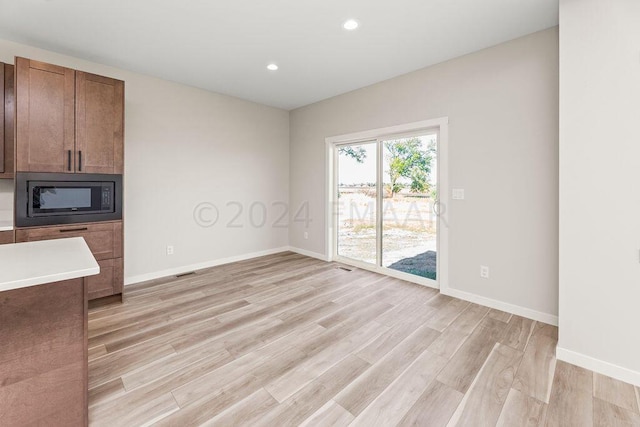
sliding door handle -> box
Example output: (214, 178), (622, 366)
(432, 199), (441, 216)
(68, 150), (72, 171)
(78, 151), (82, 172)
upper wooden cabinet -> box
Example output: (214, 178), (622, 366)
(15, 57), (124, 174)
(76, 71), (124, 174)
(0, 62), (15, 179)
(15, 58), (75, 173)
(1, 64), (3, 174)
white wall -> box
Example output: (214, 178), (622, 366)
(0, 179), (12, 223)
(289, 28), (559, 322)
(0, 39), (290, 283)
(558, 0), (640, 385)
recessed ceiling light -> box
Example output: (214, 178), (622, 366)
(343, 19), (359, 30)
(267, 63), (279, 71)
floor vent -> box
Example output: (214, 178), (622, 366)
(338, 267), (353, 272)
(176, 271), (196, 278)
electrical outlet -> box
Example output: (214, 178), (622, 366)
(303, 231), (309, 240)
(166, 245), (174, 255)
(480, 265), (489, 279)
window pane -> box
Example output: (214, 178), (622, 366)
(337, 142), (377, 264)
(381, 134), (438, 280)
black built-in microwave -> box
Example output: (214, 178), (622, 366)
(15, 172), (123, 227)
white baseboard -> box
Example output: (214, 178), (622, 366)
(287, 246), (330, 262)
(440, 287), (558, 326)
(556, 347), (640, 387)
(287, 248), (557, 326)
(289, 249), (556, 326)
(124, 246), (290, 285)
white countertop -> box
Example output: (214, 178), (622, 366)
(0, 237), (100, 292)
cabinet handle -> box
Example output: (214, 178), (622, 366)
(68, 150), (72, 171)
(59, 227), (88, 233)
(78, 151), (82, 171)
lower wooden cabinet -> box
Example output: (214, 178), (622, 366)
(88, 258), (123, 299)
(15, 221), (122, 260)
(0, 230), (14, 245)
(16, 221), (123, 300)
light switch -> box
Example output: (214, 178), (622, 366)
(452, 189), (465, 200)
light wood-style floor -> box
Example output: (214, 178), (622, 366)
(88, 252), (640, 426)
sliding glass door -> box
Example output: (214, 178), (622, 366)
(336, 141), (378, 264)
(334, 130), (439, 285)
(382, 134), (438, 280)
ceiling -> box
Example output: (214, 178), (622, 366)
(0, 0), (558, 110)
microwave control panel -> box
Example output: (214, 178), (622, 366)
(102, 186), (112, 209)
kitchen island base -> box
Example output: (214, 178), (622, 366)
(0, 278), (88, 426)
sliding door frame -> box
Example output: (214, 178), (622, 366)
(326, 118), (449, 290)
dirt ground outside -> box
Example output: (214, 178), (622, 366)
(336, 188), (438, 279)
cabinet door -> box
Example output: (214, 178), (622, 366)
(15, 58), (75, 173)
(75, 71), (124, 174)
(1, 64), (15, 178)
(87, 258), (123, 299)
(0, 62), (12, 177)
(0, 63), (4, 174)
